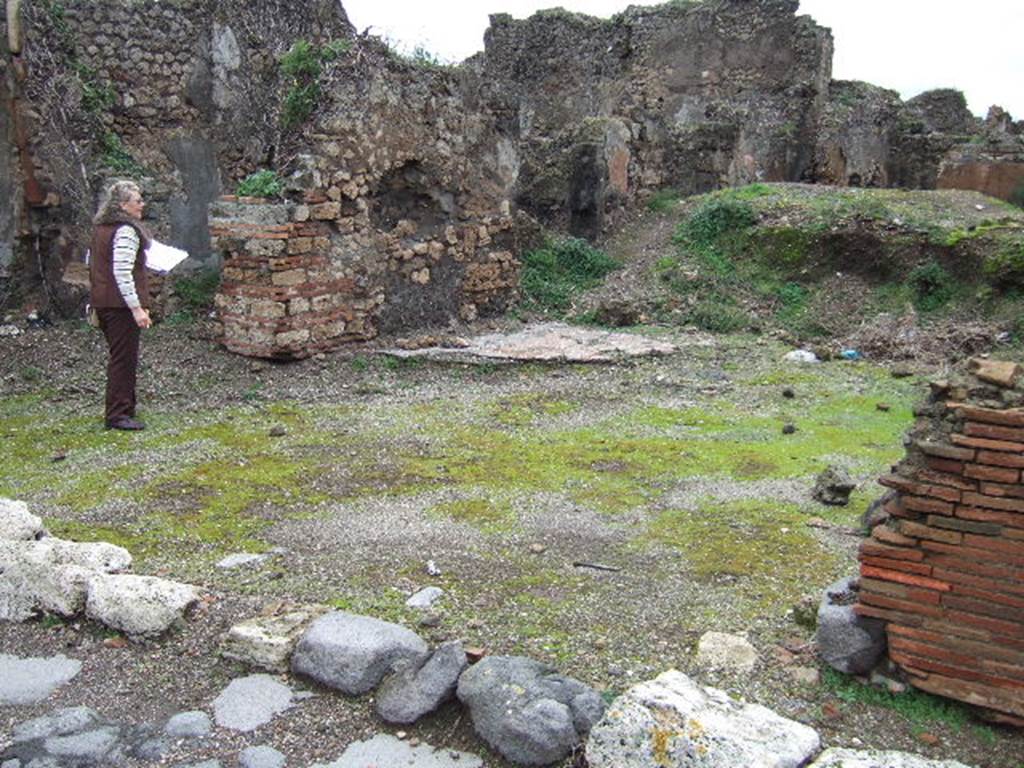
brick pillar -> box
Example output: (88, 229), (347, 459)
(856, 358), (1024, 726)
(210, 195), (374, 359)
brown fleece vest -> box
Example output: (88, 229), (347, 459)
(89, 223), (150, 309)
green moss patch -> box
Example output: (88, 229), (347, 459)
(488, 394), (578, 427)
(428, 497), (517, 534)
(645, 499), (837, 611)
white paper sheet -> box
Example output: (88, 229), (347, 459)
(145, 240), (189, 273)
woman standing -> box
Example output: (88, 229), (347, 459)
(89, 180), (152, 431)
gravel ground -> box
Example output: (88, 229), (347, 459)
(1, 317), (1023, 768)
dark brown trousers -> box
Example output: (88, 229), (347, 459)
(97, 308), (140, 424)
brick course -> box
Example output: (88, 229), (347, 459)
(210, 194), (521, 358)
(858, 359), (1024, 723)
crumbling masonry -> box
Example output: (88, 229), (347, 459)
(1, 0), (1022, 341)
(858, 358), (1024, 725)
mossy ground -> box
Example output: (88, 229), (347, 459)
(1, 330), (913, 622)
(2, 321), (1020, 766)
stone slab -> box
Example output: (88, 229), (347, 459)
(310, 734), (482, 768)
(383, 322), (677, 364)
(212, 674), (295, 732)
(0, 654), (82, 705)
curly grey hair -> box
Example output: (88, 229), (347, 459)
(93, 180), (142, 224)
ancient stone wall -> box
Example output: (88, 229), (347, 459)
(474, 0), (833, 236)
(2, 0), (1022, 329)
(813, 84), (1023, 193)
(937, 109), (1024, 202)
(0, 0), (351, 312)
(857, 358), (1024, 725)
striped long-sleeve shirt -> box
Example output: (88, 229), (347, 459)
(112, 225), (141, 308)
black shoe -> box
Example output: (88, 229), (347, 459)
(105, 417), (146, 431)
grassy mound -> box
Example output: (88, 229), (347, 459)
(599, 184), (1024, 353)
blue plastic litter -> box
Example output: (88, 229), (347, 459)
(840, 349), (862, 360)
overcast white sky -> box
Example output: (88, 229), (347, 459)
(342, 0), (1023, 118)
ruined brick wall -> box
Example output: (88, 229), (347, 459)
(857, 358), (1024, 725)
(937, 109), (1024, 202)
(815, 85), (1024, 196)
(210, 196), (376, 358)
(4, 0), (1022, 328)
(210, 184), (520, 358)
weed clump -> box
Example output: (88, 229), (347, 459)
(1010, 182), (1024, 210)
(675, 197), (757, 273)
(279, 39), (351, 130)
(822, 667), (973, 728)
(907, 261), (955, 311)
(172, 268), (221, 319)
(236, 169), (283, 198)
(646, 188), (683, 213)
(99, 132), (145, 176)
(983, 241), (1024, 288)
(520, 237), (620, 313)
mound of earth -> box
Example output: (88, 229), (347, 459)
(585, 184), (1024, 363)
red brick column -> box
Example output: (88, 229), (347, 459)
(210, 196), (375, 359)
(856, 359), (1024, 725)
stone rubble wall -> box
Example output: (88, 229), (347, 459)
(3, 0), (1023, 327)
(0, 0), (351, 311)
(856, 358), (1024, 725)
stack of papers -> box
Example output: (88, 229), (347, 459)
(145, 240), (189, 273)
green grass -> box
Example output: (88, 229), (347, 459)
(520, 237), (621, 313)
(647, 188), (684, 213)
(657, 185), (1024, 342)
(823, 667), (974, 729)
(907, 261), (956, 312)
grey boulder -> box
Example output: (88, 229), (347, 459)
(456, 655), (605, 767)
(164, 711), (212, 739)
(86, 573), (201, 637)
(290, 611), (428, 695)
(817, 576), (886, 675)
(44, 726), (122, 762)
(807, 748), (974, 768)
(2, 707), (125, 768)
(405, 586), (443, 609)
(586, 669), (820, 768)
(813, 466), (856, 506)
(12, 707), (100, 743)
(375, 640), (467, 724)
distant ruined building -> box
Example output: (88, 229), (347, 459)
(1, 0), (1022, 343)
